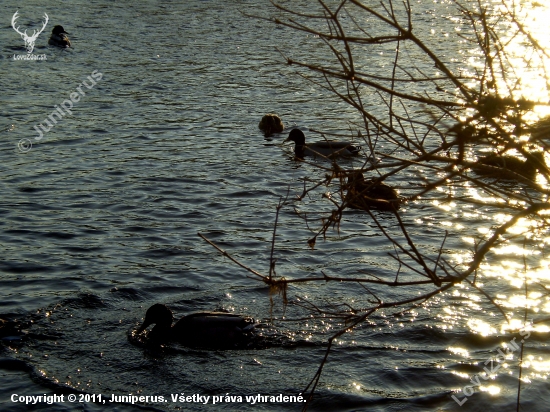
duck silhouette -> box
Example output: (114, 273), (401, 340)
(475, 151), (546, 181)
(259, 114), (284, 137)
(285, 129), (361, 159)
(344, 171), (400, 212)
(48, 25), (71, 48)
(136, 304), (256, 348)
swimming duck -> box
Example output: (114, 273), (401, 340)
(284, 129), (361, 159)
(475, 151), (546, 181)
(48, 25), (71, 48)
(259, 114), (284, 137)
(344, 171), (400, 211)
(136, 304), (256, 348)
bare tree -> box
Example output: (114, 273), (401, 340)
(206, 0), (550, 409)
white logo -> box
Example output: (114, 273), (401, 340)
(11, 11), (49, 54)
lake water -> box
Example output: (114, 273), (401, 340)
(1, 0), (549, 411)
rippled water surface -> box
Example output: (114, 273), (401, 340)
(1, 0), (549, 411)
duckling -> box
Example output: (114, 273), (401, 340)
(284, 129), (361, 159)
(259, 114), (284, 137)
(48, 25), (71, 48)
(136, 304), (256, 348)
(344, 171), (400, 211)
(475, 151), (546, 180)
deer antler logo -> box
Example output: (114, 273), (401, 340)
(12, 11), (49, 54)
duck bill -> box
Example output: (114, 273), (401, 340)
(136, 320), (152, 334)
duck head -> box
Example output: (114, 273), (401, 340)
(51, 25), (69, 35)
(346, 170), (365, 186)
(284, 129), (306, 146)
(284, 129), (307, 158)
(137, 303), (173, 336)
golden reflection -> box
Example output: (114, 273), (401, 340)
(483, 260), (550, 288)
(505, 293), (542, 310)
(497, 1), (550, 109)
(467, 319), (497, 336)
(501, 319), (531, 334)
(451, 252), (471, 265)
(519, 376), (532, 384)
(478, 227), (490, 235)
(448, 346), (469, 358)
(491, 245), (539, 255)
(480, 385), (501, 395)
(465, 187), (503, 204)
(527, 356), (550, 373)
(451, 371), (470, 379)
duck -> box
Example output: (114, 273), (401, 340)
(344, 171), (400, 211)
(475, 151), (546, 181)
(259, 114), (284, 137)
(284, 129), (361, 159)
(136, 303), (256, 348)
(48, 25), (71, 48)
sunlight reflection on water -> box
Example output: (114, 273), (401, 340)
(1, 0), (550, 410)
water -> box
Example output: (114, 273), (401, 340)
(1, 0), (549, 410)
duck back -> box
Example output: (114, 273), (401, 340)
(172, 312), (255, 348)
(306, 141), (359, 156)
(344, 172), (400, 211)
(476, 151), (545, 180)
